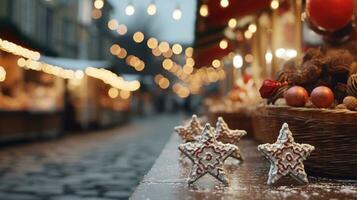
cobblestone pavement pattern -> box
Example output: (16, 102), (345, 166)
(0, 114), (183, 200)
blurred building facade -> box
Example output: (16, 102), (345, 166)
(0, 0), (113, 60)
(0, 0), (127, 139)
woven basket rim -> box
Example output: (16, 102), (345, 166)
(262, 105), (357, 115)
(209, 105), (257, 114)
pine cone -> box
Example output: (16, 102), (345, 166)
(276, 60), (297, 83)
(326, 49), (353, 74)
(350, 62), (357, 75)
(303, 48), (325, 63)
(347, 73), (357, 97)
(293, 60), (322, 85)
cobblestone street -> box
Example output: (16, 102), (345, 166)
(0, 114), (183, 200)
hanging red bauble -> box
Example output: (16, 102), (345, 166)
(306, 0), (354, 31)
(259, 80), (287, 99)
(284, 86), (309, 107)
(311, 86), (334, 108)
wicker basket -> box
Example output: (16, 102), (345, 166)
(207, 106), (255, 136)
(253, 105), (357, 179)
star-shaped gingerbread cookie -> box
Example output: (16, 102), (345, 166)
(175, 114), (203, 142)
(258, 123), (315, 185)
(215, 117), (247, 161)
(178, 123), (238, 186)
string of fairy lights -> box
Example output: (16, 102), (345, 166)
(0, 38), (140, 93)
(198, 1), (259, 70)
(0, 66), (6, 82)
(93, 0), (183, 21)
(2, 0), (288, 99)
(0, 38), (40, 60)
(0, 0), (297, 99)
(92, 0), (289, 98)
(92, 0), (229, 98)
(108, 21), (189, 72)
(198, 0), (296, 72)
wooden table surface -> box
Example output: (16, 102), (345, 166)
(131, 134), (357, 200)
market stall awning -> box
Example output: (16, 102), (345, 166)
(194, 0), (271, 67)
(40, 56), (109, 70)
(194, 42), (234, 67)
(38, 56), (141, 91)
(200, 0), (271, 29)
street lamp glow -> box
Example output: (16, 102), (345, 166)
(248, 24), (257, 33)
(120, 90), (131, 99)
(220, 0), (229, 8)
(125, 4), (135, 16)
(185, 47), (193, 57)
(147, 3), (157, 15)
(172, 8), (182, 20)
(219, 39), (228, 49)
(158, 41), (170, 52)
(162, 59), (173, 70)
(265, 50), (273, 64)
(172, 43), (183, 55)
(275, 48), (297, 60)
(147, 37), (158, 49)
(244, 54), (253, 63)
(271, 0), (279, 10)
(228, 18), (237, 29)
(94, 0), (104, 9)
(74, 70), (84, 80)
(199, 4), (209, 17)
(183, 64), (193, 74)
(275, 48), (285, 58)
(152, 47), (161, 56)
(233, 54), (243, 69)
(91, 9), (102, 19)
(107, 19), (118, 30)
(117, 24), (128, 35)
(108, 88), (119, 99)
(117, 48), (127, 59)
(212, 59), (221, 68)
(0, 66), (6, 82)
(110, 44), (121, 55)
(185, 57), (195, 67)
(286, 49), (297, 58)
(133, 32), (144, 43)
(244, 30), (253, 39)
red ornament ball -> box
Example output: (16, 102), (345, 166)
(306, 0), (354, 31)
(311, 86), (334, 108)
(284, 86), (309, 107)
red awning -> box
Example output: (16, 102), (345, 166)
(201, 0), (271, 30)
(194, 0), (271, 67)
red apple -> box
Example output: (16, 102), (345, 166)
(306, 0), (354, 31)
(284, 86), (309, 107)
(311, 86), (334, 108)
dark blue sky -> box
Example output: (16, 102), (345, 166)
(108, 0), (196, 44)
